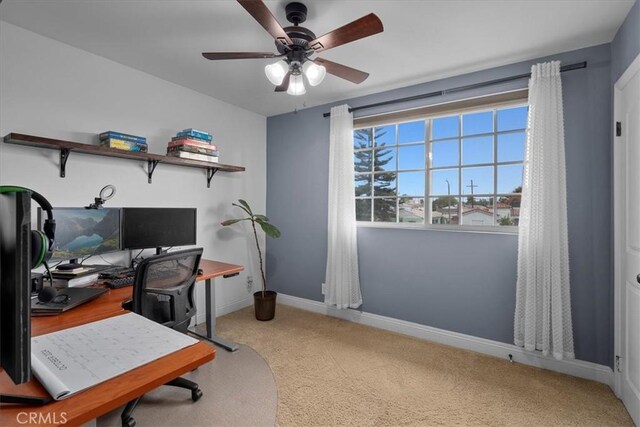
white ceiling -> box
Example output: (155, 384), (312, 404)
(0, 0), (634, 117)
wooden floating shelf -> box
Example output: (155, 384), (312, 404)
(3, 133), (245, 188)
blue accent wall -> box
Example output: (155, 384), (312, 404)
(266, 44), (613, 366)
(612, 0), (640, 83)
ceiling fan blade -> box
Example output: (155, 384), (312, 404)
(237, 0), (292, 46)
(313, 58), (369, 84)
(275, 72), (292, 92)
(308, 13), (383, 53)
(202, 52), (276, 60)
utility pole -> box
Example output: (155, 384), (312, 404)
(445, 179), (451, 224)
(467, 179), (478, 208)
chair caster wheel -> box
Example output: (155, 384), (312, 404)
(122, 416), (136, 427)
(192, 388), (203, 402)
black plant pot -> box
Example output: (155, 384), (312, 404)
(254, 290), (277, 321)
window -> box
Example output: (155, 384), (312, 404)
(354, 102), (528, 229)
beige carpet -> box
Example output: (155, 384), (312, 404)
(97, 343), (277, 427)
(216, 304), (633, 426)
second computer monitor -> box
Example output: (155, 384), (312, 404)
(121, 208), (197, 251)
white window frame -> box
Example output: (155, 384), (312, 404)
(354, 97), (527, 234)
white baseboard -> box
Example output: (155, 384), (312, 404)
(278, 293), (614, 388)
(194, 296), (253, 325)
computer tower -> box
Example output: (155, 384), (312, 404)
(0, 191), (32, 384)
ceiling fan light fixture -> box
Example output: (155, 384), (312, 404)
(287, 74), (306, 96)
(265, 60), (288, 85)
(303, 61), (326, 86)
(202, 1), (383, 94)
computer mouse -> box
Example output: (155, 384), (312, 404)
(197, 268), (204, 275)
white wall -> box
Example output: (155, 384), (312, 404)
(0, 22), (267, 319)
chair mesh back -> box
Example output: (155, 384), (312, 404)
(133, 248), (203, 333)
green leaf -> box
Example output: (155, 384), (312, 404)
(259, 221), (281, 239)
(221, 218), (247, 226)
(254, 214), (269, 222)
(238, 199), (253, 215)
(232, 202), (252, 216)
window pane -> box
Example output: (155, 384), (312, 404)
(462, 111), (493, 136)
(355, 174), (372, 197)
(497, 106), (528, 131)
(399, 197), (425, 223)
(497, 164), (523, 194)
(461, 196), (494, 226)
(353, 128), (373, 149)
(398, 171), (425, 196)
(374, 198), (397, 222)
(430, 168), (459, 196)
(374, 147), (396, 171)
(430, 197), (459, 225)
(497, 132), (526, 163)
(356, 199), (372, 221)
(398, 121), (425, 144)
(354, 105), (525, 231)
(431, 139), (458, 168)
(374, 125), (395, 147)
(354, 150), (372, 172)
(432, 116), (459, 140)
(374, 172), (397, 197)
(462, 166), (493, 195)
(462, 135), (493, 165)
(496, 195), (521, 226)
(398, 145), (425, 170)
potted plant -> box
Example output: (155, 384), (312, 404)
(221, 199), (281, 321)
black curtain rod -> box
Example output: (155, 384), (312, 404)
(322, 61), (587, 118)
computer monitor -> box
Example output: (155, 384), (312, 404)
(39, 208), (121, 266)
(121, 208), (197, 253)
(0, 192), (32, 386)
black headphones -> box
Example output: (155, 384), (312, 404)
(0, 186), (56, 269)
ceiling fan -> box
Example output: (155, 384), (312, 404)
(202, 0), (384, 95)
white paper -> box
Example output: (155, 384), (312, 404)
(31, 312), (199, 400)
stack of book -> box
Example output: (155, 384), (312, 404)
(99, 131), (148, 152)
(166, 128), (218, 163)
(50, 266), (105, 288)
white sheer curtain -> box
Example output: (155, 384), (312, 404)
(514, 61), (574, 360)
(324, 104), (362, 309)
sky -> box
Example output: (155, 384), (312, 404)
(355, 106), (528, 199)
(55, 207), (113, 221)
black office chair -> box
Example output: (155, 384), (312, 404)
(121, 248), (205, 427)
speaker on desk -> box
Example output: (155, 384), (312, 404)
(37, 287), (59, 304)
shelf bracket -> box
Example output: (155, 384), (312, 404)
(147, 160), (159, 184)
(60, 148), (70, 178)
(206, 168), (218, 188)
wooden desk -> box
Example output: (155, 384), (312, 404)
(0, 259), (243, 427)
(189, 260), (244, 352)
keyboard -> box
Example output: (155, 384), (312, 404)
(102, 268), (182, 289)
(99, 266), (135, 277)
(100, 267), (136, 289)
(104, 276), (135, 289)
